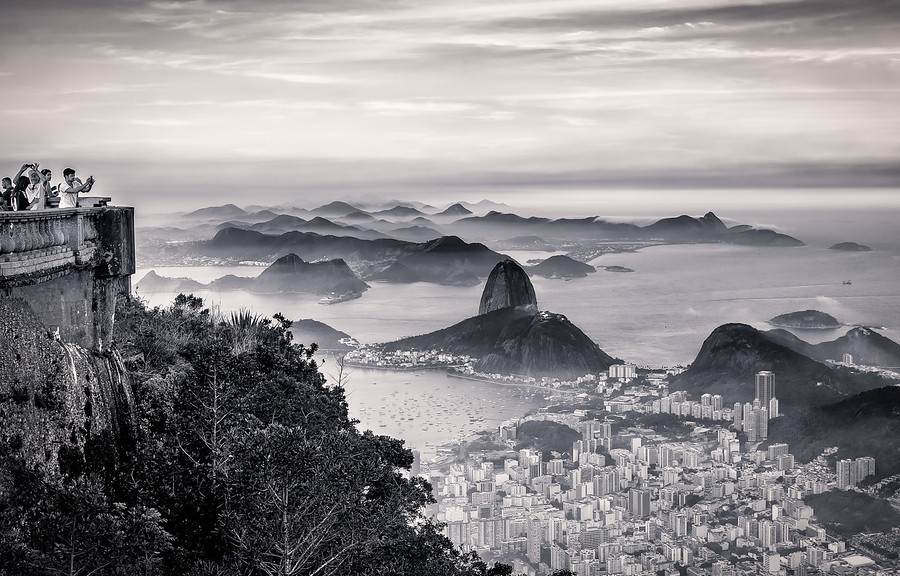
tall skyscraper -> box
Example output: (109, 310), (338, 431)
(628, 488), (651, 518)
(755, 371), (775, 406)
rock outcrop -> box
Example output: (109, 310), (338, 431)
(479, 259), (538, 315)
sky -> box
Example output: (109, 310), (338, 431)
(2, 0), (899, 218)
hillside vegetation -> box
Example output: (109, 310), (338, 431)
(0, 294), (510, 576)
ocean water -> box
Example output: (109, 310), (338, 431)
(135, 244), (900, 366)
(327, 367), (547, 460)
(134, 243), (900, 458)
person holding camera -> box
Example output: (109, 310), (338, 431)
(58, 167), (95, 209)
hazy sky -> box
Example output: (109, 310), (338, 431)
(2, 0), (899, 215)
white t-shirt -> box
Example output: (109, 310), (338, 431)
(58, 178), (82, 209)
(25, 184), (43, 210)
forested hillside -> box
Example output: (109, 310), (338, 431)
(0, 295), (511, 576)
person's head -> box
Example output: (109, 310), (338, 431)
(28, 170), (41, 185)
(41, 168), (52, 180)
(14, 176), (29, 193)
(1, 177), (10, 189)
(63, 168), (76, 185)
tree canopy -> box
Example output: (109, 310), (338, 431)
(0, 295), (510, 576)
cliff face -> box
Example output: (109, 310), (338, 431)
(479, 259), (537, 315)
(0, 297), (134, 471)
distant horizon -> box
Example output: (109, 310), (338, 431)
(134, 191), (900, 252)
(3, 0), (898, 217)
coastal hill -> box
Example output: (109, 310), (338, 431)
(248, 253), (369, 296)
(137, 253), (370, 297)
(381, 307), (618, 379)
(670, 323), (887, 407)
(389, 235), (508, 286)
(135, 270), (206, 293)
(766, 326), (900, 367)
(526, 254), (596, 279)
(830, 242), (872, 251)
(291, 318), (357, 351)
(642, 211), (728, 238)
(379, 260), (617, 378)
(768, 309), (841, 329)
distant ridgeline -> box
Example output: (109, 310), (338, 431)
(137, 206), (806, 274)
(0, 206), (136, 470)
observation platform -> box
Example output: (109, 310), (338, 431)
(0, 202), (135, 349)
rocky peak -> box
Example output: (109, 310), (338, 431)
(700, 212), (727, 233)
(478, 259), (537, 315)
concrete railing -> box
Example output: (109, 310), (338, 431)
(0, 206), (134, 283)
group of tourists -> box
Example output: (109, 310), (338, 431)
(1, 162), (95, 211)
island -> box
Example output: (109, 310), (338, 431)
(830, 242), (872, 251)
(768, 309), (841, 329)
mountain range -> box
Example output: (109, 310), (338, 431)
(141, 204), (806, 268)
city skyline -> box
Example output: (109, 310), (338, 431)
(2, 0), (899, 217)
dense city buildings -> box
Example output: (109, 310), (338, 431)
(420, 369), (892, 576)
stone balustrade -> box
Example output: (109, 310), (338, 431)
(0, 207), (134, 283)
(0, 209), (99, 280)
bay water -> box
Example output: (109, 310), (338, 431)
(135, 244), (900, 459)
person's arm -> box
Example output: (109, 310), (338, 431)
(79, 176), (95, 193)
(13, 163), (30, 182)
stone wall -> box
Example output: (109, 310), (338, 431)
(0, 207), (134, 350)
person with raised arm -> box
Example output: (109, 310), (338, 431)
(23, 163), (48, 210)
(58, 167), (95, 209)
